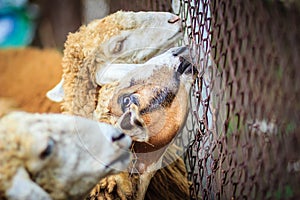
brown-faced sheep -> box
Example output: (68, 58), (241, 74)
(0, 112), (131, 200)
(91, 46), (197, 199)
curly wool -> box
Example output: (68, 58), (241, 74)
(93, 81), (119, 124)
(0, 118), (26, 198)
(61, 12), (127, 117)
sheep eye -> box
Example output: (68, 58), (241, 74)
(39, 137), (55, 159)
(120, 94), (139, 112)
(122, 96), (131, 108)
(111, 38), (126, 54)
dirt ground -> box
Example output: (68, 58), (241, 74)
(0, 48), (62, 116)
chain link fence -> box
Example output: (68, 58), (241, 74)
(178, 0), (300, 199)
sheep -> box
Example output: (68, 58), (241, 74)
(97, 47), (197, 148)
(48, 11), (191, 199)
(0, 111), (131, 200)
(91, 46), (197, 199)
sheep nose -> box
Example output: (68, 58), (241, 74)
(177, 58), (198, 76)
(111, 132), (132, 149)
(168, 15), (180, 24)
(112, 133), (126, 142)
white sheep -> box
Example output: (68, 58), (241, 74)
(0, 112), (131, 200)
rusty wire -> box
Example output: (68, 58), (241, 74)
(178, 0), (300, 199)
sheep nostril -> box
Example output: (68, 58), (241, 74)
(177, 59), (198, 76)
(168, 16), (180, 24)
(112, 133), (126, 142)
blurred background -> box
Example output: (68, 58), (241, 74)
(0, 0), (173, 50)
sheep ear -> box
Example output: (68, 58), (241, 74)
(95, 63), (142, 85)
(46, 78), (64, 102)
(6, 167), (52, 200)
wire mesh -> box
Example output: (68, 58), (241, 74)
(179, 0), (300, 199)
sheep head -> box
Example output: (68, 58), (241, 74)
(54, 11), (182, 117)
(95, 11), (182, 63)
(0, 112), (131, 200)
(94, 46), (198, 171)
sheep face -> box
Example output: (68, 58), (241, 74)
(96, 47), (197, 152)
(0, 112), (131, 200)
(99, 11), (182, 64)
